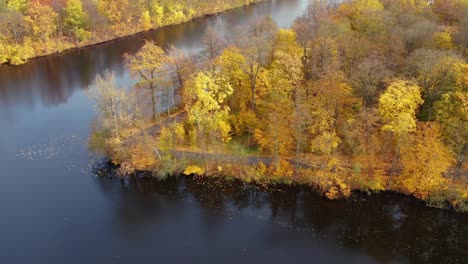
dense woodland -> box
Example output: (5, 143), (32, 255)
(0, 0), (263, 65)
(88, 0), (468, 211)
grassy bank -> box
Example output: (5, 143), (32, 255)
(98, 140), (468, 213)
(89, 112), (468, 213)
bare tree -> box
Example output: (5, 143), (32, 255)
(87, 70), (127, 141)
(201, 26), (225, 72)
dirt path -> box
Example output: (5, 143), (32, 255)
(145, 111), (188, 136)
(126, 110), (320, 169)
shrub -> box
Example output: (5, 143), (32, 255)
(184, 165), (205, 176)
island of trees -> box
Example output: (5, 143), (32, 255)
(87, 0), (468, 212)
(0, 0), (264, 65)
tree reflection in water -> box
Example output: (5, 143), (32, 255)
(92, 160), (468, 264)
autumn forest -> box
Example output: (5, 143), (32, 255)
(2, 0), (467, 212)
(83, 0), (468, 212)
(0, 0), (263, 65)
(6, 0), (468, 262)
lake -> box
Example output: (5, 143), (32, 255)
(0, 0), (467, 263)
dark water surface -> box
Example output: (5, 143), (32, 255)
(0, 0), (467, 263)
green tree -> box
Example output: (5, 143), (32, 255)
(406, 49), (462, 120)
(7, 0), (28, 13)
(64, 0), (90, 44)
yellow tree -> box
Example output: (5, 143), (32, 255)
(305, 75), (355, 197)
(401, 123), (454, 199)
(272, 29), (303, 84)
(24, 1), (58, 43)
(356, 2), (386, 35)
(97, 0), (128, 29)
(353, 107), (386, 188)
(378, 79), (424, 178)
(309, 106), (341, 156)
(309, 73), (357, 158)
(139, 9), (152, 31)
(125, 41), (169, 121)
(339, 0), (385, 34)
(150, 0), (164, 26)
(0, 42), (7, 64)
(378, 80), (423, 137)
(7, 0), (28, 13)
(215, 47), (253, 136)
(254, 67), (294, 167)
(272, 29), (306, 172)
(185, 72), (233, 169)
(435, 63), (468, 170)
(436, 92), (467, 170)
(349, 0), (385, 13)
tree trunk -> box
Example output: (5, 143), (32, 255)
(151, 87), (157, 121)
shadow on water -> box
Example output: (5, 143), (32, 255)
(92, 161), (468, 264)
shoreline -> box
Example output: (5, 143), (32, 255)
(96, 158), (466, 215)
(93, 112), (468, 214)
(101, 146), (468, 213)
(0, 0), (266, 67)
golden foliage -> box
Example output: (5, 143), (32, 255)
(24, 2), (58, 41)
(433, 30), (454, 49)
(325, 178), (351, 200)
(269, 159), (295, 181)
(184, 165), (206, 176)
(378, 80), (424, 136)
(243, 162), (268, 182)
(400, 123), (454, 199)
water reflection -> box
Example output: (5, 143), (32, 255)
(92, 161), (468, 264)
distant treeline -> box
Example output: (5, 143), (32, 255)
(0, 0), (262, 65)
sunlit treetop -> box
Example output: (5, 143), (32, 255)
(378, 80), (424, 136)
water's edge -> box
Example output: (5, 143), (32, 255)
(0, 1), (267, 67)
